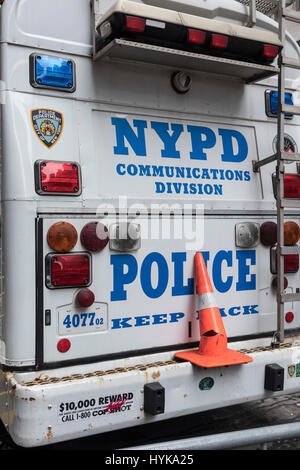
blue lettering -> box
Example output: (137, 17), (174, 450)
(172, 252), (194, 296)
(219, 129), (248, 163)
(169, 312), (185, 323)
(236, 250), (256, 291)
(213, 251), (233, 293)
(155, 182), (165, 193)
(243, 305), (259, 315)
(219, 308), (227, 318)
(228, 306), (241, 316)
(244, 170), (250, 181)
(112, 118), (147, 156)
(110, 254), (138, 301)
(116, 163), (126, 175)
(187, 126), (216, 160)
(111, 317), (132, 329)
(140, 252), (169, 299)
(152, 313), (168, 324)
(151, 121), (183, 158)
(135, 315), (151, 327)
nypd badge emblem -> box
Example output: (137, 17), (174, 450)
(31, 109), (64, 148)
(288, 365), (296, 378)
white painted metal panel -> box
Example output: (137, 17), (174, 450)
(2, 339), (300, 447)
(90, 110), (261, 201)
(1, 0), (92, 57)
(0, 202), (37, 366)
(42, 215), (300, 364)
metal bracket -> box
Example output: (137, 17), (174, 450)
(252, 154), (277, 173)
(247, 0), (257, 26)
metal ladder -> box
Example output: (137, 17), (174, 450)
(252, 0), (300, 346)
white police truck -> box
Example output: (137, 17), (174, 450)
(0, 0), (300, 448)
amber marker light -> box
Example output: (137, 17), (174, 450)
(47, 222), (78, 252)
(284, 221), (300, 246)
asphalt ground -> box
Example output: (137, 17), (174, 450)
(1, 392), (300, 451)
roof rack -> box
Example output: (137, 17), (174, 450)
(236, 0), (296, 18)
(92, 0), (281, 83)
(236, 0), (279, 17)
(95, 39), (279, 83)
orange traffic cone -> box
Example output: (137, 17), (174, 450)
(174, 252), (253, 368)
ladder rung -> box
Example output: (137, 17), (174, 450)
(280, 198), (300, 208)
(280, 246), (300, 255)
(281, 293), (300, 303)
(282, 56), (300, 70)
(281, 103), (300, 116)
(282, 8), (300, 23)
(281, 151), (300, 162)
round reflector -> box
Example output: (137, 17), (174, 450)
(284, 221), (300, 246)
(76, 289), (95, 308)
(47, 222), (78, 252)
(57, 338), (71, 353)
(80, 222), (109, 252)
(260, 221), (277, 246)
(285, 311), (294, 323)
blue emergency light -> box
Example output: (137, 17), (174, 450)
(265, 90), (294, 119)
(30, 54), (76, 92)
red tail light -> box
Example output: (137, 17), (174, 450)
(211, 34), (228, 49)
(46, 253), (91, 288)
(35, 160), (81, 195)
(125, 15), (146, 32)
(284, 174), (300, 198)
(187, 29), (206, 45)
(260, 221), (277, 246)
(272, 276), (288, 290)
(76, 289), (95, 308)
(263, 44), (279, 59)
(80, 222), (109, 252)
(270, 246), (299, 273)
(284, 254), (299, 273)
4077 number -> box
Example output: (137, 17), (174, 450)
(62, 313), (104, 329)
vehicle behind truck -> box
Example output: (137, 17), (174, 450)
(0, 0), (300, 448)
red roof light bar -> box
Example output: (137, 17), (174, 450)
(125, 15), (146, 32)
(263, 44), (279, 59)
(187, 29), (206, 45)
(211, 33), (229, 49)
